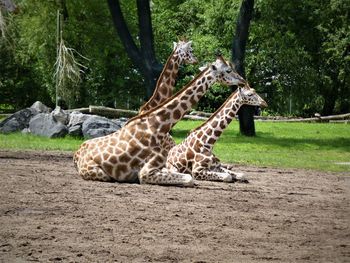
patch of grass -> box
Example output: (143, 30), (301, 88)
(0, 132), (83, 151)
(0, 121), (349, 173)
(172, 121), (350, 173)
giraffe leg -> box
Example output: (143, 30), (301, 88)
(192, 163), (233, 183)
(139, 152), (194, 187)
(77, 160), (115, 182)
(194, 156), (248, 183)
(162, 133), (176, 153)
(219, 167), (248, 183)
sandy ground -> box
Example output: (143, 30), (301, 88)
(0, 150), (349, 262)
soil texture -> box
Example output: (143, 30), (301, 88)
(0, 150), (349, 262)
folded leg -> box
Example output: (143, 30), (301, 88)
(139, 151), (194, 187)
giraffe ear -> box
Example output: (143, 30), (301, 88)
(229, 61), (236, 70)
(173, 42), (178, 50)
(210, 64), (217, 71)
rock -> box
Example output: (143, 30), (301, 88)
(82, 115), (122, 139)
(112, 117), (128, 127)
(29, 113), (68, 138)
(0, 108), (38, 133)
(21, 128), (30, 134)
(68, 125), (83, 137)
(68, 112), (92, 128)
(51, 106), (69, 125)
(67, 112), (93, 137)
(30, 101), (51, 113)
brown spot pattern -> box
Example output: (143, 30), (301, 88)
(173, 109), (181, 120)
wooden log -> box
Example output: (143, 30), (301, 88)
(262, 113), (350, 122)
(88, 106), (138, 118)
(317, 112), (350, 121)
(183, 115), (208, 121)
(69, 105), (209, 120)
(188, 110), (213, 118)
(68, 105), (350, 123)
(66, 107), (90, 113)
(68, 106), (137, 118)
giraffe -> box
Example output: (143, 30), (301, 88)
(139, 39), (197, 114)
(166, 85), (267, 183)
(139, 39), (197, 153)
(73, 55), (246, 186)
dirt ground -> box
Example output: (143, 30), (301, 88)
(0, 150), (349, 263)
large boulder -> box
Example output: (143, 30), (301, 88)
(67, 112), (93, 137)
(51, 106), (69, 125)
(29, 113), (68, 138)
(30, 101), (51, 113)
(82, 115), (123, 139)
(0, 108), (38, 133)
(112, 117), (128, 127)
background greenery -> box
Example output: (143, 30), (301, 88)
(0, 0), (349, 115)
(1, 121), (349, 173)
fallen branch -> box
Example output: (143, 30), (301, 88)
(69, 106), (209, 120)
(68, 106), (137, 118)
(262, 113), (350, 122)
(89, 106), (137, 118)
(68, 106), (350, 123)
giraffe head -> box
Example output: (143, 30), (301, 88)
(238, 85), (268, 108)
(200, 55), (246, 87)
(173, 40), (197, 64)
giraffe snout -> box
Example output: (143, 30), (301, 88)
(190, 57), (198, 64)
(260, 99), (268, 108)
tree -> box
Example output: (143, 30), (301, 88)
(232, 0), (255, 136)
(107, 0), (162, 98)
(2, 0), (143, 109)
(246, 0), (349, 116)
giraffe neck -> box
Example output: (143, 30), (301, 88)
(129, 67), (216, 136)
(192, 91), (242, 149)
(139, 50), (182, 114)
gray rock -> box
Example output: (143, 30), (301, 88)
(30, 101), (51, 113)
(21, 128), (31, 134)
(68, 125), (83, 137)
(29, 113), (68, 138)
(0, 108), (38, 133)
(68, 112), (92, 128)
(51, 106), (69, 125)
(67, 112), (93, 137)
(112, 118), (128, 127)
(82, 115), (122, 139)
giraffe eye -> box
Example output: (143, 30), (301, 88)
(226, 69), (232, 73)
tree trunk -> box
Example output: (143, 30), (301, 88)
(136, 0), (160, 97)
(232, 0), (255, 136)
(107, 0), (162, 99)
(321, 87), (337, 115)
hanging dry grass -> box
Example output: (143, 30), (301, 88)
(0, 8), (6, 38)
(54, 38), (88, 104)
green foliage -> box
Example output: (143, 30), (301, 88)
(0, 0), (145, 110)
(247, 0), (350, 115)
(0, 10), (50, 110)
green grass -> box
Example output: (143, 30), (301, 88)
(0, 133), (84, 152)
(0, 121), (349, 173)
(172, 121), (350, 173)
